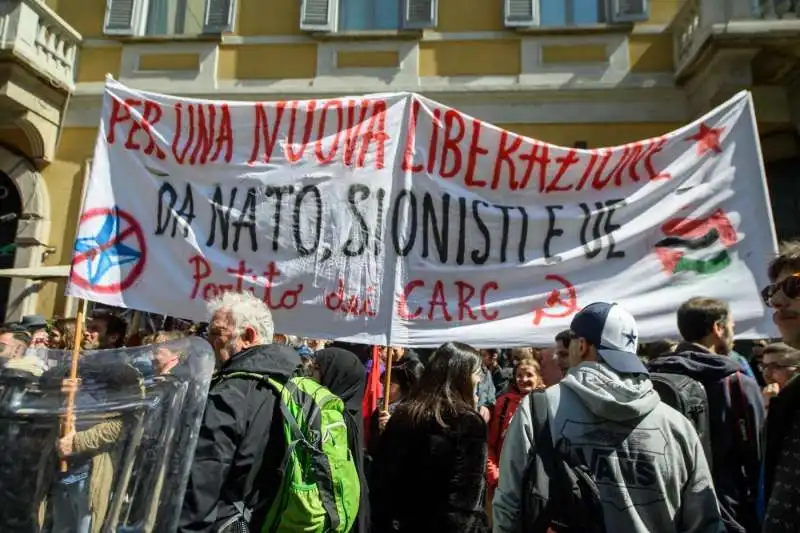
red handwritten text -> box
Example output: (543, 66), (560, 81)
(397, 279), (499, 322)
(402, 99), (671, 193)
(325, 279), (378, 318)
(189, 256), (303, 309)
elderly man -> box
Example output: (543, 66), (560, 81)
(179, 292), (300, 533)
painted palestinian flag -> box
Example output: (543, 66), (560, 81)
(654, 209), (736, 275)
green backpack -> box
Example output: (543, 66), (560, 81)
(221, 372), (361, 533)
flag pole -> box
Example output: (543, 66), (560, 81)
(382, 347), (393, 412)
(61, 298), (88, 472)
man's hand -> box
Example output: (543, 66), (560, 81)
(57, 431), (76, 457)
(763, 383), (780, 407)
(60, 378), (81, 395)
(378, 410), (391, 432)
(478, 405), (491, 423)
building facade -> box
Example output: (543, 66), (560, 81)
(0, 0), (798, 320)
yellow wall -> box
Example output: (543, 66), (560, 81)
(645, 0), (683, 25)
(56, 0), (106, 39)
(37, 128), (98, 317)
(419, 40), (521, 77)
(237, 0), (304, 36)
(629, 35), (674, 72)
(437, 0), (505, 32)
(77, 48), (122, 83)
(217, 44), (317, 79)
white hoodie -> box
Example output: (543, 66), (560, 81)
(492, 362), (725, 533)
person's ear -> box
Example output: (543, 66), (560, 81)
(578, 338), (591, 360)
(242, 325), (257, 345)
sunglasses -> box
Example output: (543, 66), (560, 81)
(759, 362), (796, 372)
(761, 273), (800, 308)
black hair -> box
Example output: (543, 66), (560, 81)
(401, 341), (481, 428)
(555, 329), (576, 348)
(382, 357), (424, 396)
(676, 297), (729, 343)
(94, 313), (128, 348)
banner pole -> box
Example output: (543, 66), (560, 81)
(382, 347), (393, 412)
(61, 298), (88, 472)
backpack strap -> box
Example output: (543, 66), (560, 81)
(527, 391), (559, 524)
(726, 371), (757, 449)
(725, 371), (760, 497)
(212, 371), (336, 528)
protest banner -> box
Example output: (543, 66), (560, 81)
(66, 78), (778, 347)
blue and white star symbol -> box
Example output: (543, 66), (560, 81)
(74, 208), (142, 286)
(622, 330), (638, 348)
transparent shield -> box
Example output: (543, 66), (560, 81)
(0, 336), (216, 533)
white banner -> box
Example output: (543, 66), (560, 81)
(67, 79), (778, 347)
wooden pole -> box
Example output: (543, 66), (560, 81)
(382, 347), (393, 412)
(61, 298), (88, 472)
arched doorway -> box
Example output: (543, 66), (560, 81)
(0, 171), (21, 322)
(0, 146), (51, 323)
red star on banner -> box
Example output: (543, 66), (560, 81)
(685, 123), (725, 156)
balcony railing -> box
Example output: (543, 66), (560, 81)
(0, 0), (82, 91)
(673, 0), (800, 77)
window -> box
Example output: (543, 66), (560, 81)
(504, 0), (649, 28)
(145, 0), (206, 36)
(104, 0), (235, 36)
(300, 0), (437, 33)
(339, 0), (402, 32)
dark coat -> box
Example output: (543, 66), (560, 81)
(648, 343), (765, 533)
(178, 344), (300, 533)
(370, 406), (489, 533)
(762, 375), (800, 504)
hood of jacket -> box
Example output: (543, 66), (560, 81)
(561, 361), (660, 422)
(647, 342), (741, 382)
(219, 343), (301, 379)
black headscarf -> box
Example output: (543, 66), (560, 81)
(314, 348), (366, 419)
(314, 347), (370, 533)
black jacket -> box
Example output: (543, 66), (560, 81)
(178, 344), (300, 533)
(648, 343), (765, 533)
(370, 406), (489, 533)
(762, 375), (800, 504)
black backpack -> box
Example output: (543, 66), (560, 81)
(649, 373), (713, 469)
(521, 391), (606, 533)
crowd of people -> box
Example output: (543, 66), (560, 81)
(0, 241), (799, 533)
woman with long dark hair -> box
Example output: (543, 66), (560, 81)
(309, 347), (370, 533)
(370, 342), (489, 533)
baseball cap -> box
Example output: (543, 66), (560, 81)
(569, 302), (648, 375)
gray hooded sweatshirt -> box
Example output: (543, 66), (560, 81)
(492, 362), (724, 533)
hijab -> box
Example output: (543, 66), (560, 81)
(314, 348), (366, 419)
(313, 347), (370, 533)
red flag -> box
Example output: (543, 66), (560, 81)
(362, 345), (381, 444)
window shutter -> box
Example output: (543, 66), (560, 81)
(609, 0), (649, 23)
(104, 0), (137, 35)
(204, 0), (235, 33)
(504, 0), (537, 27)
(403, 0), (437, 29)
(300, 0), (335, 32)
